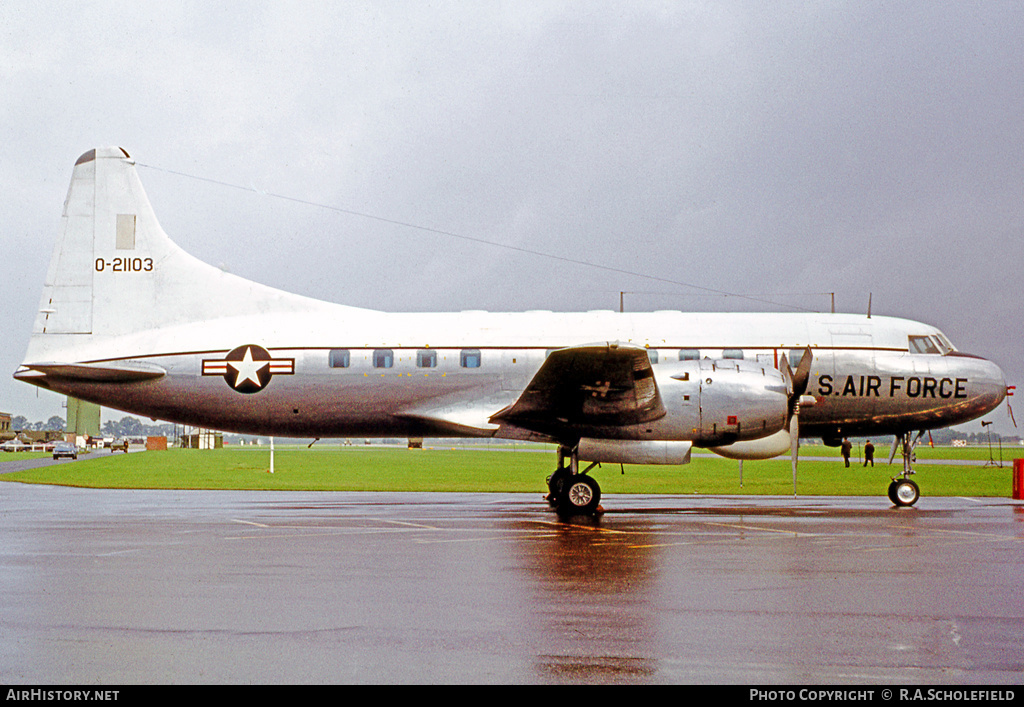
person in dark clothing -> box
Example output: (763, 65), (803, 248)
(863, 440), (875, 467)
(841, 438), (852, 467)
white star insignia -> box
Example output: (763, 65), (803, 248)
(228, 346), (269, 388)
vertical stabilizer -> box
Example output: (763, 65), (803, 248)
(35, 149), (119, 334)
(26, 147), (338, 362)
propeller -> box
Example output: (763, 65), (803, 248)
(781, 347), (813, 495)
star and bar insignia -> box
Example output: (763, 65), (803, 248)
(202, 345), (294, 394)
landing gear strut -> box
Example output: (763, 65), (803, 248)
(888, 431), (922, 507)
(546, 444), (603, 516)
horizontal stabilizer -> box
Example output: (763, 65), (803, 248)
(16, 361), (167, 383)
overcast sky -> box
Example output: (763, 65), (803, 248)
(1, 1), (1020, 434)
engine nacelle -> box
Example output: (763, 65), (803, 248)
(578, 438), (693, 465)
(656, 358), (789, 446)
(708, 429), (791, 460)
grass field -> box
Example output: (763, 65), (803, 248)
(1, 443), (1020, 497)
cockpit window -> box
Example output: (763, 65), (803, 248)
(934, 333), (956, 353)
(908, 335), (941, 354)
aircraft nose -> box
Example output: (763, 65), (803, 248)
(957, 353), (1007, 417)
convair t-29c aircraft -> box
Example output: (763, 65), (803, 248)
(16, 148), (1009, 513)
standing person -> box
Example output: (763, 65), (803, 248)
(864, 440), (875, 467)
(841, 438), (852, 467)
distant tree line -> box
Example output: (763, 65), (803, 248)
(10, 416), (67, 432)
(9, 414), (176, 437)
(100, 416), (177, 438)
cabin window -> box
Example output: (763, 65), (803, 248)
(678, 349), (699, 361)
(647, 349), (659, 364)
(788, 349), (807, 365)
(908, 336), (940, 354)
(329, 349), (350, 368)
(373, 349), (394, 368)
(417, 350), (437, 368)
(722, 349), (744, 360)
(460, 349), (481, 368)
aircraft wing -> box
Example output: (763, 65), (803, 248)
(490, 343), (665, 436)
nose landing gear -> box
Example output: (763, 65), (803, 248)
(888, 431), (923, 507)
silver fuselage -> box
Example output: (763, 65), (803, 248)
(17, 309), (1007, 445)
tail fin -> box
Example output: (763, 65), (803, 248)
(26, 147), (334, 361)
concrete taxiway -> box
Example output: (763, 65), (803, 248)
(1, 481), (1022, 684)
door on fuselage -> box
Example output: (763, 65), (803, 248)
(828, 326), (878, 422)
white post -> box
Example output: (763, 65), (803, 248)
(270, 436), (275, 474)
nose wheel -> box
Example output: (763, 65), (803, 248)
(888, 477), (920, 507)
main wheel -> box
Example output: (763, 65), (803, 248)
(558, 475), (601, 516)
(891, 479), (920, 507)
(546, 467), (571, 507)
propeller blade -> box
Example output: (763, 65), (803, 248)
(778, 350), (809, 496)
(779, 353), (794, 399)
(790, 409), (799, 496)
(792, 347), (813, 397)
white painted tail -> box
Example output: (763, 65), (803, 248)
(25, 147), (336, 362)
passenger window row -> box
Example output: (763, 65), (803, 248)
(650, 348), (742, 363)
(329, 349), (482, 370)
(329, 346), (817, 370)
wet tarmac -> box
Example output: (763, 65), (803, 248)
(1, 481), (1023, 684)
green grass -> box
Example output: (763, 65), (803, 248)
(1, 445), (1019, 497)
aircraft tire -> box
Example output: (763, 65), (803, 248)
(886, 481), (898, 505)
(558, 475), (601, 516)
(546, 467), (570, 507)
(891, 479), (920, 507)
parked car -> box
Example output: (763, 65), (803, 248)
(0, 440), (29, 452)
(53, 441), (78, 460)
(109, 439), (129, 453)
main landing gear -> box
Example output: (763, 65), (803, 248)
(546, 445), (603, 516)
(887, 431), (922, 507)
